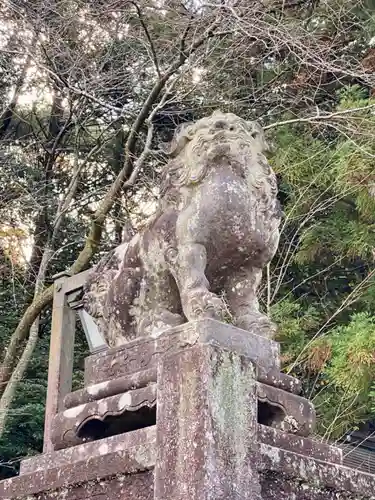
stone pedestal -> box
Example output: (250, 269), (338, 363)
(155, 345), (261, 500)
(0, 320), (374, 499)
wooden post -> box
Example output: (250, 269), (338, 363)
(43, 276), (76, 453)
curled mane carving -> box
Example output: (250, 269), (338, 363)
(159, 123), (209, 200)
(159, 111), (275, 210)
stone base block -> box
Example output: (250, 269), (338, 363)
(0, 445), (155, 499)
(261, 471), (371, 500)
(1, 323), (374, 500)
(257, 382), (315, 436)
(51, 384), (156, 450)
(20, 427), (156, 475)
(259, 425), (342, 464)
(41, 321), (308, 455)
(84, 319), (280, 385)
(154, 343), (262, 500)
(3, 436), (375, 499)
(259, 443), (375, 499)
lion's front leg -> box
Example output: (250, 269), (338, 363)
(225, 267), (276, 338)
(170, 243), (226, 321)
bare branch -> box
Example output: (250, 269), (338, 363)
(264, 103), (375, 130)
(128, 1), (161, 78)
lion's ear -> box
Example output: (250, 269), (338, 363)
(158, 141), (173, 155)
(246, 120), (272, 153)
(246, 120), (261, 136)
(160, 122), (195, 158)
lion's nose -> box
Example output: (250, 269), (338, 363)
(214, 120), (228, 130)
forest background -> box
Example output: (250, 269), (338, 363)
(1, 0), (375, 479)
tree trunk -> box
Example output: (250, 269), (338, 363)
(0, 34), (37, 140)
(0, 92), (67, 400)
(0, 247), (52, 436)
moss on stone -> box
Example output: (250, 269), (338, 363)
(209, 349), (256, 468)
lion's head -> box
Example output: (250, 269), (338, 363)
(168, 111), (270, 158)
(160, 111), (274, 202)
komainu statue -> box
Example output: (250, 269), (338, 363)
(83, 111), (281, 346)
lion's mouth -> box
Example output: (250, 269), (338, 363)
(211, 130), (239, 140)
(190, 131), (250, 157)
(207, 143), (231, 157)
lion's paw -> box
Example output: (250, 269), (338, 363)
(138, 310), (184, 336)
(236, 312), (277, 338)
(184, 289), (226, 321)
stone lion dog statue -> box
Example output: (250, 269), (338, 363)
(83, 111), (281, 346)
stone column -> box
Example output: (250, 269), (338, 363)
(154, 344), (261, 500)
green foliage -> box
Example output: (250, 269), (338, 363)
(325, 313), (375, 394)
(0, 236), (88, 479)
(0, 252), (45, 478)
(271, 299), (321, 365)
(0, 315), (88, 479)
(269, 87), (375, 439)
(309, 313), (375, 438)
(273, 300), (375, 438)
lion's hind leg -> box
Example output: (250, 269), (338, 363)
(225, 267), (276, 338)
(135, 270), (184, 337)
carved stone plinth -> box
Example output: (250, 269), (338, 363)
(1, 320), (375, 499)
(154, 344), (262, 500)
(83, 319), (281, 385)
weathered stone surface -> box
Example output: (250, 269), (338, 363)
(31, 471), (153, 500)
(260, 471), (375, 500)
(51, 384), (156, 450)
(156, 319), (280, 370)
(64, 367), (157, 409)
(70, 363), (299, 413)
(257, 382), (316, 436)
(2, 318), (375, 500)
(258, 425), (342, 464)
(0, 447), (155, 499)
(84, 319), (280, 385)
(84, 334), (157, 385)
(2, 102), (373, 499)
(20, 426), (156, 475)
(257, 365), (301, 394)
(154, 344), (262, 500)
(82, 111), (281, 345)
(259, 443), (375, 496)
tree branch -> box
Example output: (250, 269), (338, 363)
(264, 103), (375, 130)
(0, 16), (229, 393)
(128, 1), (161, 78)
